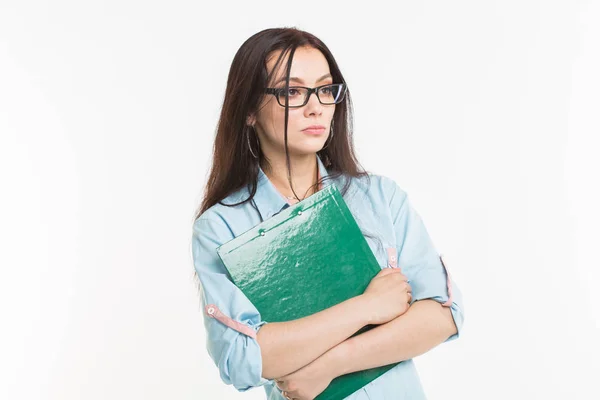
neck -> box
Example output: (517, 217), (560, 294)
(261, 153), (319, 200)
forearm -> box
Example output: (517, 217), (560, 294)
(323, 300), (458, 377)
(258, 294), (370, 379)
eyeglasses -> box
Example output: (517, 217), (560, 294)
(265, 83), (347, 108)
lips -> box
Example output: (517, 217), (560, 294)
(302, 125), (326, 135)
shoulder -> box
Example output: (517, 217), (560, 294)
(192, 187), (251, 240)
(349, 172), (408, 209)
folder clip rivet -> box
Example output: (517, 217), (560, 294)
(297, 210), (303, 215)
(259, 229), (266, 236)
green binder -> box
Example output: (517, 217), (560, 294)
(216, 184), (399, 400)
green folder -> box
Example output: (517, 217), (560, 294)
(216, 184), (399, 399)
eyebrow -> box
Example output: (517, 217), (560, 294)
(274, 73), (332, 86)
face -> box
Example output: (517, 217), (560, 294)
(250, 46), (336, 158)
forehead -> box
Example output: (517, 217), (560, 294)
(266, 46), (331, 85)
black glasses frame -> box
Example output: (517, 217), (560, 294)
(264, 83), (347, 108)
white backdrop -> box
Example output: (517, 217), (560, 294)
(1, 1), (598, 399)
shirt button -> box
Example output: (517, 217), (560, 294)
(391, 256), (396, 261)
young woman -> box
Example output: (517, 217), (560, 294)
(192, 27), (464, 400)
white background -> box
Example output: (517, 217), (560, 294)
(1, 1), (599, 399)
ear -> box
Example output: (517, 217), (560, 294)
(246, 114), (256, 126)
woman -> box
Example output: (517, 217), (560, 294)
(192, 27), (464, 400)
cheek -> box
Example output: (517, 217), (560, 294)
(269, 108), (303, 136)
(263, 101), (286, 127)
(257, 103), (278, 127)
(257, 104), (287, 140)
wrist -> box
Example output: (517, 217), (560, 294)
(353, 294), (374, 326)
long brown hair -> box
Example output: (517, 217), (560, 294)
(194, 27), (371, 221)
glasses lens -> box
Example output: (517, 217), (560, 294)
(277, 87), (309, 107)
(274, 84), (346, 107)
(318, 84), (346, 104)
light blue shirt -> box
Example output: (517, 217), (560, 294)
(192, 154), (464, 399)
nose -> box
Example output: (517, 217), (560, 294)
(304, 89), (323, 116)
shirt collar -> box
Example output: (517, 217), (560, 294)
(253, 154), (331, 220)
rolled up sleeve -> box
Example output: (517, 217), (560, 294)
(192, 217), (271, 391)
(388, 180), (465, 342)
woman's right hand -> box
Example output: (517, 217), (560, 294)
(360, 268), (412, 325)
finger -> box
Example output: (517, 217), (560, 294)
(377, 267), (402, 277)
(283, 391), (296, 400)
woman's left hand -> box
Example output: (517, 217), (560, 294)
(274, 355), (336, 400)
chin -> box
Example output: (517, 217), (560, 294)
(282, 140), (325, 155)
(286, 146), (323, 156)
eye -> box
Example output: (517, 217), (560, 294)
(277, 87), (302, 97)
